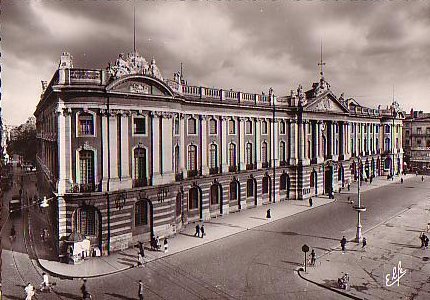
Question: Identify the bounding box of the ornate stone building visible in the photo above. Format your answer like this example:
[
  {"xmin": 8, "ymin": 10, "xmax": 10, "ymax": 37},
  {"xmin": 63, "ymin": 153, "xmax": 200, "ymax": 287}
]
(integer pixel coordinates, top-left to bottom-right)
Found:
[
  {"xmin": 403, "ymin": 109, "xmax": 430, "ymax": 172},
  {"xmin": 34, "ymin": 52, "xmax": 404, "ymax": 259}
]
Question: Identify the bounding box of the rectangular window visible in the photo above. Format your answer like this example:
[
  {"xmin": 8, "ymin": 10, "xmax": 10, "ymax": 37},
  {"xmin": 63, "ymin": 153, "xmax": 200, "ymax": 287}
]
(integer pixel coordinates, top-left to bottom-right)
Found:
[
  {"xmin": 174, "ymin": 118, "xmax": 180, "ymax": 135},
  {"xmin": 229, "ymin": 120, "xmax": 236, "ymax": 134},
  {"xmin": 427, "ymin": 128, "xmax": 430, "ymax": 135},
  {"xmin": 209, "ymin": 119, "xmax": 217, "ymax": 135},
  {"xmin": 133, "ymin": 117, "xmax": 146, "ymax": 135},
  {"xmin": 78, "ymin": 115, "xmax": 94, "ymax": 136},
  {"xmin": 245, "ymin": 121, "xmax": 253, "ymax": 135},
  {"xmin": 417, "ymin": 127, "xmax": 422, "ymax": 134}
]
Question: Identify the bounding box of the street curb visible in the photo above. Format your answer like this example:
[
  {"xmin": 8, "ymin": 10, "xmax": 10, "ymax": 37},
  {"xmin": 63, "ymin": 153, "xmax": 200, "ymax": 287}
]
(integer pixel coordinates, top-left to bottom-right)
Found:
[
  {"xmin": 37, "ymin": 198, "xmax": 337, "ymax": 279},
  {"xmin": 296, "ymin": 267, "xmax": 364, "ymax": 300}
]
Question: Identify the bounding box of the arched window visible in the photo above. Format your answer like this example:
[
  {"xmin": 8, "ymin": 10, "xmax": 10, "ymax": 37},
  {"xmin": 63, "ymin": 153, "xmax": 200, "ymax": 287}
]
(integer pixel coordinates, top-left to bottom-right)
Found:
[
  {"xmin": 280, "ymin": 141, "xmax": 286, "ymax": 163},
  {"xmin": 209, "ymin": 144, "xmax": 218, "ymax": 169},
  {"xmin": 209, "ymin": 118, "xmax": 218, "ymax": 135},
  {"xmin": 79, "ymin": 150, "xmax": 94, "ymax": 191},
  {"xmin": 262, "ymin": 175, "xmax": 270, "ymax": 194},
  {"xmin": 310, "ymin": 171, "xmax": 315, "ymax": 188},
  {"xmin": 135, "ymin": 200, "xmax": 149, "ymax": 226},
  {"xmin": 261, "ymin": 141, "xmax": 268, "ymax": 164},
  {"xmin": 188, "ymin": 187, "xmax": 199, "ymax": 209},
  {"xmin": 210, "ymin": 184, "xmax": 220, "ymax": 205},
  {"xmin": 385, "ymin": 138, "xmax": 391, "ymax": 152},
  {"xmin": 230, "ymin": 180, "xmax": 239, "ymax": 201},
  {"xmin": 385, "ymin": 125, "xmax": 390, "ymax": 133},
  {"xmin": 75, "ymin": 206, "xmax": 99, "ymax": 236},
  {"xmin": 188, "ymin": 117, "xmax": 197, "ymax": 135},
  {"xmin": 245, "ymin": 120, "xmax": 253, "ymax": 134},
  {"xmin": 174, "ymin": 145, "xmax": 180, "ymax": 174},
  {"xmin": 247, "ymin": 178, "xmax": 254, "ymax": 197},
  {"xmin": 246, "ymin": 142, "xmax": 253, "ymax": 165},
  {"xmin": 229, "ymin": 119, "xmax": 236, "ymax": 134},
  {"xmin": 280, "ymin": 173, "xmax": 288, "ymax": 190},
  {"xmin": 229, "ymin": 143, "xmax": 237, "ymax": 167},
  {"xmin": 262, "ymin": 120, "xmax": 268, "ymax": 135},
  {"xmin": 78, "ymin": 113, "xmax": 94, "ymax": 136},
  {"xmin": 134, "ymin": 147, "xmax": 147, "ymax": 187},
  {"xmin": 188, "ymin": 145, "xmax": 197, "ymax": 170},
  {"xmin": 174, "ymin": 117, "xmax": 180, "ymax": 135},
  {"xmin": 176, "ymin": 193, "xmax": 182, "ymax": 217},
  {"xmin": 279, "ymin": 121, "xmax": 286, "ymax": 135}
]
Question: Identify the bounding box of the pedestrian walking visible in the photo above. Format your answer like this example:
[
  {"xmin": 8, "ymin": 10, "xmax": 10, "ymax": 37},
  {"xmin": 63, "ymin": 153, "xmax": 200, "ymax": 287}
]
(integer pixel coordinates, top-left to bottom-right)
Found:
[
  {"xmin": 81, "ymin": 279, "xmax": 89, "ymax": 299},
  {"xmin": 25, "ymin": 283, "xmax": 35, "ymax": 300},
  {"xmin": 138, "ymin": 241, "xmax": 145, "ymax": 258},
  {"xmin": 164, "ymin": 238, "xmax": 169, "ymax": 253},
  {"xmin": 310, "ymin": 249, "xmax": 316, "ymax": 266},
  {"xmin": 422, "ymin": 175, "xmax": 424, "ymax": 182},
  {"xmin": 194, "ymin": 224, "xmax": 200, "ymax": 238},
  {"xmin": 138, "ymin": 280, "xmax": 144, "ymax": 300},
  {"xmin": 427, "ymin": 223, "xmax": 430, "ymax": 233},
  {"xmin": 266, "ymin": 209, "xmax": 271, "ymax": 219},
  {"xmin": 401, "ymin": 177, "xmax": 404, "ymax": 184},
  {"xmin": 370, "ymin": 176, "xmax": 373, "ymax": 184},
  {"xmin": 201, "ymin": 224, "xmax": 205, "ymax": 238},
  {"xmin": 309, "ymin": 197, "xmax": 313, "ymax": 207},
  {"xmin": 425, "ymin": 235, "xmax": 429, "ymax": 249},
  {"xmin": 347, "ymin": 182, "xmax": 350, "ymax": 191},
  {"xmin": 138, "ymin": 250, "xmax": 144, "ymax": 266},
  {"xmin": 341, "ymin": 236, "xmax": 347, "ymax": 253},
  {"xmin": 362, "ymin": 237, "xmax": 367, "ymax": 251}
]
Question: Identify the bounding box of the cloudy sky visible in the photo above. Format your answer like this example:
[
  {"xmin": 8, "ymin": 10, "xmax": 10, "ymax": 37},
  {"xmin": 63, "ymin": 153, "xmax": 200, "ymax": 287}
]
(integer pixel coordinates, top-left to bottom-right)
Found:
[{"xmin": 2, "ymin": 0, "xmax": 430, "ymax": 125}]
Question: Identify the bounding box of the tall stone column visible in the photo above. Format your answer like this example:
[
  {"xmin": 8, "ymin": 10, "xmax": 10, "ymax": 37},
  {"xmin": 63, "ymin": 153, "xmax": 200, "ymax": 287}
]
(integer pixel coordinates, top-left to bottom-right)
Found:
[
  {"xmin": 201, "ymin": 115, "xmax": 209, "ymax": 176},
  {"xmin": 317, "ymin": 121, "xmax": 324, "ymax": 163},
  {"xmin": 239, "ymin": 117, "xmax": 246, "ymax": 170},
  {"xmin": 256, "ymin": 118, "xmax": 262, "ymax": 169},
  {"xmin": 355, "ymin": 123, "xmax": 360, "ymax": 156},
  {"xmin": 108, "ymin": 112, "xmax": 119, "ymax": 190},
  {"xmin": 221, "ymin": 116, "xmax": 228, "ymax": 173},
  {"xmin": 101, "ymin": 110, "xmax": 109, "ymax": 191},
  {"xmin": 289, "ymin": 120, "xmax": 298, "ymax": 165},
  {"xmin": 179, "ymin": 114, "xmax": 187, "ymax": 178},
  {"xmin": 332, "ymin": 122, "xmax": 338, "ymax": 161},
  {"xmin": 151, "ymin": 112, "xmax": 162, "ymax": 185},
  {"xmin": 161, "ymin": 112, "xmax": 175, "ymax": 183},
  {"xmin": 57, "ymin": 105, "xmax": 71, "ymax": 194},
  {"xmin": 272, "ymin": 118, "xmax": 279, "ymax": 167},
  {"xmin": 119, "ymin": 111, "xmax": 132, "ymax": 189},
  {"xmin": 298, "ymin": 121, "xmax": 305, "ymax": 161},
  {"xmin": 339, "ymin": 121, "xmax": 344, "ymax": 160},
  {"xmin": 345, "ymin": 122, "xmax": 351, "ymax": 159}
]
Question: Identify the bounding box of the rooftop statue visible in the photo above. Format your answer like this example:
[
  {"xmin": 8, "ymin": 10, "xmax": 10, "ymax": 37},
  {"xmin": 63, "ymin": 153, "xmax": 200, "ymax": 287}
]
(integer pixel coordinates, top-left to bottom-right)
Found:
[
  {"xmin": 150, "ymin": 58, "xmax": 163, "ymax": 81},
  {"xmin": 315, "ymin": 76, "xmax": 331, "ymax": 96},
  {"xmin": 108, "ymin": 52, "xmax": 155, "ymax": 79},
  {"xmin": 297, "ymin": 84, "xmax": 307, "ymax": 106}
]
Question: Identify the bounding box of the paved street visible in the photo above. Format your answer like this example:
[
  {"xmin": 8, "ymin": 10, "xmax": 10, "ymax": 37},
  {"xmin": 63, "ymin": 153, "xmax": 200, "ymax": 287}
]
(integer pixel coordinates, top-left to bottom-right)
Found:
[{"xmin": 2, "ymin": 171, "xmax": 430, "ymax": 299}]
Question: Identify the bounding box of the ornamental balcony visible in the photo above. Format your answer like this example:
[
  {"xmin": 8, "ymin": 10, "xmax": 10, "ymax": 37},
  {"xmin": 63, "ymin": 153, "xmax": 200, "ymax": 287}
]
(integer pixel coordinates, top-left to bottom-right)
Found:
[
  {"xmin": 69, "ymin": 183, "xmax": 97, "ymax": 193},
  {"xmin": 187, "ymin": 169, "xmax": 199, "ymax": 178},
  {"xmin": 209, "ymin": 167, "xmax": 219, "ymax": 175},
  {"xmin": 133, "ymin": 178, "xmax": 148, "ymax": 188},
  {"xmin": 228, "ymin": 165, "xmax": 238, "ymax": 172}
]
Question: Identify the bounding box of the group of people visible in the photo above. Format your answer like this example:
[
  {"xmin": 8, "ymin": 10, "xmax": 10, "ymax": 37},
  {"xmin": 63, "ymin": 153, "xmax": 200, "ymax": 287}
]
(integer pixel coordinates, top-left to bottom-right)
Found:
[
  {"xmin": 340, "ymin": 236, "xmax": 367, "ymax": 253},
  {"xmin": 149, "ymin": 235, "xmax": 169, "ymax": 253},
  {"xmin": 24, "ymin": 273, "xmax": 52, "ymax": 299},
  {"xmin": 194, "ymin": 224, "xmax": 206, "ymax": 238}
]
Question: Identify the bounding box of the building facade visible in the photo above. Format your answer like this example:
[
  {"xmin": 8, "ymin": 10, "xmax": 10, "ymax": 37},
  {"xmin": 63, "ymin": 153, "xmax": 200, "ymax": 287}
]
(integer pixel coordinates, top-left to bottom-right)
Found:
[
  {"xmin": 403, "ymin": 110, "xmax": 430, "ymax": 172},
  {"xmin": 34, "ymin": 52, "xmax": 404, "ymax": 259}
]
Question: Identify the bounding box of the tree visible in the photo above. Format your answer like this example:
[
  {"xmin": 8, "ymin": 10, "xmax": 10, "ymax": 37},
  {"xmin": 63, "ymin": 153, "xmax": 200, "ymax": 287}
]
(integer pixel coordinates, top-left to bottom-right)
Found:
[{"xmin": 7, "ymin": 117, "xmax": 37, "ymax": 163}]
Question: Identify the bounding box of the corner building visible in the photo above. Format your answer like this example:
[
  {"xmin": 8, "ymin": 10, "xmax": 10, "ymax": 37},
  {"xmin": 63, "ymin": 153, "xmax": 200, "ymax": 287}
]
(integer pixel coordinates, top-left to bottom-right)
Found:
[{"xmin": 34, "ymin": 52, "xmax": 404, "ymax": 258}]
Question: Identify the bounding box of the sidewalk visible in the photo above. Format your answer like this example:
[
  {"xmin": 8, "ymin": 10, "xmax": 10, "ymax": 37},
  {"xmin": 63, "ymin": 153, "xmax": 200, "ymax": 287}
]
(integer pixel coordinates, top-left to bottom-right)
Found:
[
  {"xmin": 33, "ymin": 174, "xmax": 412, "ymax": 279},
  {"xmin": 300, "ymin": 175, "xmax": 430, "ymax": 300}
]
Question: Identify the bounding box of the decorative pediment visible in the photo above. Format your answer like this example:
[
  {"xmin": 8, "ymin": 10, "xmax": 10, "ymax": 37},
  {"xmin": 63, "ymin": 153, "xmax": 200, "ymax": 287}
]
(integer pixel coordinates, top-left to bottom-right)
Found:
[
  {"xmin": 305, "ymin": 94, "xmax": 349, "ymax": 113},
  {"xmin": 106, "ymin": 75, "xmax": 174, "ymax": 97}
]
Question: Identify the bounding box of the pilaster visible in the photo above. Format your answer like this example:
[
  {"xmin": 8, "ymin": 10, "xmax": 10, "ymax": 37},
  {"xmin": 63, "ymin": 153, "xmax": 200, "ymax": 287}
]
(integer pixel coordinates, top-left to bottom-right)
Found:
[
  {"xmin": 201, "ymin": 115, "xmax": 209, "ymax": 176},
  {"xmin": 289, "ymin": 120, "xmax": 298, "ymax": 165},
  {"xmin": 221, "ymin": 117, "xmax": 228, "ymax": 173},
  {"xmin": 239, "ymin": 117, "xmax": 246, "ymax": 170}
]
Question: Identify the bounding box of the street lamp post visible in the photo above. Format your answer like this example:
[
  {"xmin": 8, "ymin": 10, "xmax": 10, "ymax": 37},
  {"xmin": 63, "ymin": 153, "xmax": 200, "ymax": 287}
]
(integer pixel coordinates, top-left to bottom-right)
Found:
[{"xmin": 354, "ymin": 157, "xmax": 366, "ymax": 243}]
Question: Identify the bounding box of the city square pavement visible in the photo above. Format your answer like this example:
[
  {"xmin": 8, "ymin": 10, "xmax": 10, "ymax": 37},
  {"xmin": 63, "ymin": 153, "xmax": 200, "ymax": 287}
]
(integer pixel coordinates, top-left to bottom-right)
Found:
[
  {"xmin": 301, "ymin": 176, "xmax": 430, "ymax": 300},
  {"xmin": 33, "ymin": 173, "xmax": 413, "ymax": 279}
]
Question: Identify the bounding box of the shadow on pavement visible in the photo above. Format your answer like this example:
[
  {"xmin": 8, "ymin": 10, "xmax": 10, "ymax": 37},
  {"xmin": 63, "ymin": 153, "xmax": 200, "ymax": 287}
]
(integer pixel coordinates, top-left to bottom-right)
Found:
[
  {"xmin": 252, "ymin": 229, "xmax": 340, "ymax": 242},
  {"xmin": 322, "ymin": 279, "xmax": 340, "ymax": 289},
  {"xmin": 281, "ymin": 260, "xmax": 302, "ymax": 267},
  {"xmin": 390, "ymin": 242, "xmax": 421, "ymax": 249},
  {"xmin": 2, "ymin": 294, "xmax": 23, "ymax": 300},
  {"xmin": 55, "ymin": 291, "xmax": 82, "ymax": 299},
  {"xmin": 104, "ymin": 293, "xmax": 137, "ymax": 300}
]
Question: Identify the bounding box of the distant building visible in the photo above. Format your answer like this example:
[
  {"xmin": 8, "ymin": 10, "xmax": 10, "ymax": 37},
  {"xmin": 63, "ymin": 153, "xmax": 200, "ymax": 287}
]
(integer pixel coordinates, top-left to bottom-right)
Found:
[
  {"xmin": 34, "ymin": 51, "xmax": 404, "ymax": 259},
  {"xmin": 403, "ymin": 109, "xmax": 430, "ymax": 172}
]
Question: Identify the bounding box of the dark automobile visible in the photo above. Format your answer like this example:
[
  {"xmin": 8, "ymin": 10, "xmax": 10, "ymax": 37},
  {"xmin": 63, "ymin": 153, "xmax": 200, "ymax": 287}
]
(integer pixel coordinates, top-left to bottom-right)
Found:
[{"xmin": 9, "ymin": 195, "xmax": 22, "ymax": 214}]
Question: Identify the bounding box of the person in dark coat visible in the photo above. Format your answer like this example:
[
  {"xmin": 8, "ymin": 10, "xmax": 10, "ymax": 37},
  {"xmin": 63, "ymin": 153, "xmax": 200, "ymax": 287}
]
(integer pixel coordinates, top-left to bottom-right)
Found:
[
  {"xmin": 362, "ymin": 237, "xmax": 367, "ymax": 251},
  {"xmin": 266, "ymin": 209, "xmax": 271, "ymax": 219},
  {"xmin": 310, "ymin": 249, "xmax": 316, "ymax": 266},
  {"xmin": 309, "ymin": 197, "xmax": 313, "ymax": 207},
  {"xmin": 138, "ymin": 241, "xmax": 145, "ymax": 257},
  {"xmin": 200, "ymin": 224, "xmax": 205, "ymax": 238},
  {"xmin": 341, "ymin": 236, "xmax": 347, "ymax": 253},
  {"xmin": 420, "ymin": 233, "xmax": 425, "ymax": 248},
  {"xmin": 425, "ymin": 235, "xmax": 429, "ymax": 249},
  {"xmin": 194, "ymin": 224, "xmax": 200, "ymax": 238}
]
